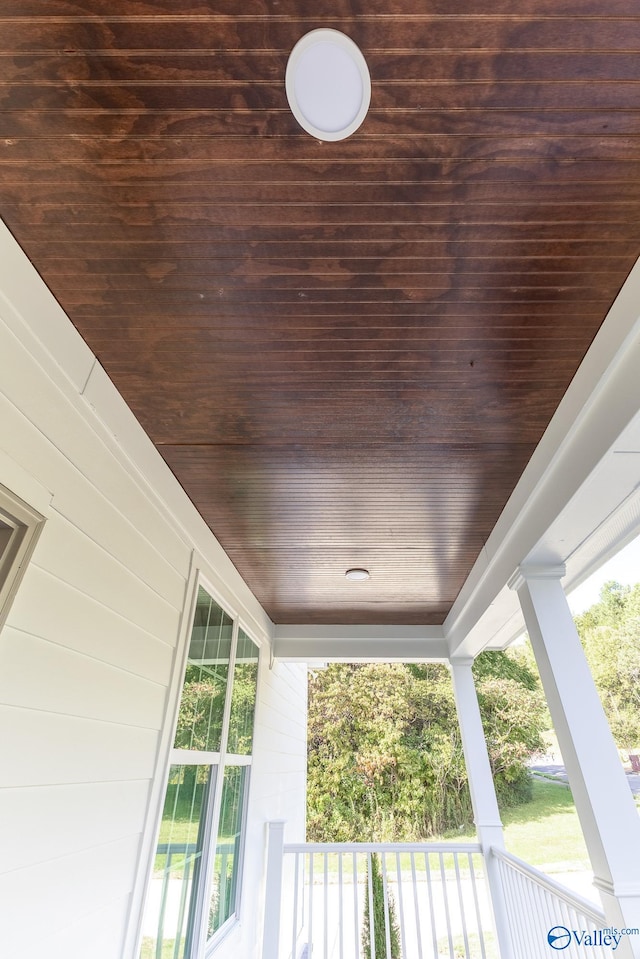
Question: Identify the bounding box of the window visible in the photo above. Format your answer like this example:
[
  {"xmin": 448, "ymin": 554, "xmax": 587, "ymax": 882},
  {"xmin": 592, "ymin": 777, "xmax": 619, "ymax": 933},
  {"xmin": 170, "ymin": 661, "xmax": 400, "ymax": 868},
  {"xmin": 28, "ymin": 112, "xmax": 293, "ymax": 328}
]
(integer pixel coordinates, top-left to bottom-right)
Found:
[
  {"xmin": 0, "ymin": 482, "xmax": 45, "ymax": 631},
  {"xmin": 141, "ymin": 587, "xmax": 260, "ymax": 959}
]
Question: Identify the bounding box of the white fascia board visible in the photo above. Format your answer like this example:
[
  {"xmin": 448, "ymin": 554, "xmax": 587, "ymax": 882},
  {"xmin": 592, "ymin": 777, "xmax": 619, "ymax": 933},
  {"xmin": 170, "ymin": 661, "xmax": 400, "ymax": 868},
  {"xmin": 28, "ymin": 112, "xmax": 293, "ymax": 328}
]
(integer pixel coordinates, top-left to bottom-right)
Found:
[
  {"xmin": 560, "ymin": 483, "xmax": 640, "ymax": 598},
  {"xmin": 274, "ymin": 624, "xmax": 448, "ymax": 662},
  {"xmin": 446, "ymin": 256, "xmax": 640, "ymax": 657},
  {"xmin": 0, "ymin": 219, "xmax": 95, "ymax": 393}
]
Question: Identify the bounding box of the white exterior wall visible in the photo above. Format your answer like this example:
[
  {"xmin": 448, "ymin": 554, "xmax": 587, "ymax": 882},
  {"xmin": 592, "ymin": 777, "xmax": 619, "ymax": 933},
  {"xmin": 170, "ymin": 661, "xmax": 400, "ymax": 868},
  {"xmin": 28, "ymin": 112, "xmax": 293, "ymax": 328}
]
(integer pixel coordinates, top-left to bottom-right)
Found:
[
  {"xmin": 0, "ymin": 221, "xmax": 307, "ymax": 959},
  {"xmin": 231, "ymin": 661, "xmax": 308, "ymax": 959}
]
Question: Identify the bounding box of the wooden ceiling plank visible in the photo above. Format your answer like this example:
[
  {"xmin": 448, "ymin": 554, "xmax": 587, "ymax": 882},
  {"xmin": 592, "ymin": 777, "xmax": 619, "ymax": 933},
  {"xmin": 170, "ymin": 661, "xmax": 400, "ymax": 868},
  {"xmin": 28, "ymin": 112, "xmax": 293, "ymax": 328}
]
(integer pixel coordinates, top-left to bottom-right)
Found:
[
  {"xmin": 3, "ymin": 18, "xmax": 640, "ymax": 55},
  {"xmin": 0, "ymin": 0, "xmax": 638, "ymax": 19},
  {"xmin": 1, "ymin": 2, "xmax": 638, "ymax": 623},
  {"xmin": 5, "ymin": 51, "xmax": 640, "ymax": 84}
]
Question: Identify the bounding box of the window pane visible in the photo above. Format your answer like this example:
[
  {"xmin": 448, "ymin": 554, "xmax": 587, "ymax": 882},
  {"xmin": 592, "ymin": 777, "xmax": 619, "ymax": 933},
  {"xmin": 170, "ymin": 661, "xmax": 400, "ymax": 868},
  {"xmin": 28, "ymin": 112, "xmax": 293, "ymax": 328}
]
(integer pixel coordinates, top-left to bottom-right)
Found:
[
  {"xmin": 174, "ymin": 587, "xmax": 233, "ymax": 753},
  {"xmin": 226, "ymin": 629, "xmax": 259, "ymax": 755},
  {"xmin": 207, "ymin": 766, "xmax": 247, "ymax": 937},
  {"xmin": 141, "ymin": 764, "xmax": 214, "ymax": 959}
]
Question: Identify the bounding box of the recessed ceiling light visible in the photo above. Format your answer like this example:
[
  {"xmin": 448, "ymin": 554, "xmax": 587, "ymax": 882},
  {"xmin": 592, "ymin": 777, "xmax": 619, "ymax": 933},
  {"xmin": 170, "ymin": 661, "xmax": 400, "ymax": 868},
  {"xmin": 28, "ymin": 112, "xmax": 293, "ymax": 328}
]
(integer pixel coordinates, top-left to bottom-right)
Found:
[
  {"xmin": 345, "ymin": 568, "xmax": 370, "ymax": 581},
  {"xmin": 285, "ymin": 29, "xmax": 371, "ymax": 141}
]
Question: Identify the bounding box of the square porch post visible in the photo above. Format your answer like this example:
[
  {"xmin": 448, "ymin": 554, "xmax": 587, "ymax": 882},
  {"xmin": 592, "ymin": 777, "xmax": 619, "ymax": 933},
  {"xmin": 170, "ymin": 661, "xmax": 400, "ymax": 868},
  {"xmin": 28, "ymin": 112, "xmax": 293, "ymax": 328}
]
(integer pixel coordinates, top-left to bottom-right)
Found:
[
  {"xmin": 450, "ymin": 658, "xmax": 514, "ymax": 959},
  {"xmin": 510, "ymin": 564, "xmax": 640, "ymax": 959},
  {"xmin": 262, "ymin": 820, "xmax": 286, "ymax": 959}
]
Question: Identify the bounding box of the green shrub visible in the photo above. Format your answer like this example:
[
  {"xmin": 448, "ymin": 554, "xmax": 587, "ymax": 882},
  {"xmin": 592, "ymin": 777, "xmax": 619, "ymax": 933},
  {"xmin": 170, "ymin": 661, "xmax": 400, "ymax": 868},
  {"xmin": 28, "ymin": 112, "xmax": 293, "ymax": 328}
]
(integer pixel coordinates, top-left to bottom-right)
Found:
[{"xmin": 361, "ymin": 853, "xmax": 401, "ymax": 959}]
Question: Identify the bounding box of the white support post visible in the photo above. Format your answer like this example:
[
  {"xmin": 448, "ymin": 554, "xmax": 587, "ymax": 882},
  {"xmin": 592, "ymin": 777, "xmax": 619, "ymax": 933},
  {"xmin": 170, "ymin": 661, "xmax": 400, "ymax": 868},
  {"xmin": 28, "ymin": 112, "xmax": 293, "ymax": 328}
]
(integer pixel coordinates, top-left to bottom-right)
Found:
[
  {"xmin": 510, "ymin": 565, "xmax": 640, "ymax": 959},
  {"xmin": 450, "ymin": 659, "xmax": 514, "ymax": 959},
  {"xmin": 262, "ymin": 820, "xmax": 286, "ymax": 959}
]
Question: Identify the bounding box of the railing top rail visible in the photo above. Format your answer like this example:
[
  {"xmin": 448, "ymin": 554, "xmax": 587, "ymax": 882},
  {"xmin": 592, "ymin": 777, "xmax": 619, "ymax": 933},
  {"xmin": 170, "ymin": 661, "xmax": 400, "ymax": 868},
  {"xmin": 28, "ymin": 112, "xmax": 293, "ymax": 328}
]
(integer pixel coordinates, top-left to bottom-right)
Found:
[
  {"xmin": 283, "ymin": 841, "xmax": 483, "ymax": 855},
  {"xmin": 491, "ymin": 846, "xmax": 606, "ymax": 924}
]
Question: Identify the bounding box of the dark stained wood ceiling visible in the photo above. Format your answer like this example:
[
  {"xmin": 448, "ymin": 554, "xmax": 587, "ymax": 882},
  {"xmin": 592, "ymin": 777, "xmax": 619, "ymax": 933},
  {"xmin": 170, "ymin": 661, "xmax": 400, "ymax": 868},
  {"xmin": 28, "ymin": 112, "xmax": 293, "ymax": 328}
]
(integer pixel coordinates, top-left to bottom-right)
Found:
[{"xmin": 1, "ymin": 1, "xmax": 639, "ymax": 624}]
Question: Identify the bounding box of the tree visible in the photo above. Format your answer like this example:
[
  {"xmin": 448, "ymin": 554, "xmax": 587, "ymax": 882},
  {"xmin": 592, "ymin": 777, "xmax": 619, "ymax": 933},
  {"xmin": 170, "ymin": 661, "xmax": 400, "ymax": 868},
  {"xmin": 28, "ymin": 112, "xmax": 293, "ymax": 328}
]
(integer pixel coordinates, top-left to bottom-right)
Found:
[
  {"xmin": 361, "ymin": 853, "xmax": 401, "ymax": 959},
  {"xmin": 575, "ymin": 581, "xmax": 640, "ymax": 752},
  {"xmin": 307, "ymin": 654, "xmax": 545, "ymax": 842}
]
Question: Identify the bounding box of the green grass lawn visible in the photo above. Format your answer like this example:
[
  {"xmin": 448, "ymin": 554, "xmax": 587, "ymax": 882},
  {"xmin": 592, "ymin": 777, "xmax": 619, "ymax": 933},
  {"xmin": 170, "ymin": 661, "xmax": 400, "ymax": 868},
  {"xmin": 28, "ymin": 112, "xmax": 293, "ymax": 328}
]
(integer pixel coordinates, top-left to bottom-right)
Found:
[
  {"xmin": 501, "ymin": 778, "xmax": 591, "ymax": 870},
  {"xmin": 444, "ymin": 779, "xmax": 590, "ymax": 872},
  {"xmin": 442, "ymin": 778, "xmax": 590, "ymax": 873}
]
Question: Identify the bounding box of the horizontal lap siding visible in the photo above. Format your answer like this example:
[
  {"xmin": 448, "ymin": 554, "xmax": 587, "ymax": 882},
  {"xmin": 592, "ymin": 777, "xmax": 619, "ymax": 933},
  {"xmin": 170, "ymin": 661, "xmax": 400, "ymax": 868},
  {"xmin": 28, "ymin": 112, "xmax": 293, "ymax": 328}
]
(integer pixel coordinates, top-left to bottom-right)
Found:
[
  {"xmin": 0, "ymin": 780, "xmax": 150, "ymax": 874},
  {"xmin": 8, "ymin": 565, "xmax": 175, "ymax": 684},
  {"xmin": 0, "ymin": 629, "xmax": 167, "ymax": 728},
  {"xmin": 0, "ymin": 835, "xmax": 141, "ymax": 956},
  {"xmin": 46, "ymin": 897, "xmax": 134, "ymax": 959},
  {"xmin": 0, "ymin": 288, "xmax": 190, "ymax": 955}
]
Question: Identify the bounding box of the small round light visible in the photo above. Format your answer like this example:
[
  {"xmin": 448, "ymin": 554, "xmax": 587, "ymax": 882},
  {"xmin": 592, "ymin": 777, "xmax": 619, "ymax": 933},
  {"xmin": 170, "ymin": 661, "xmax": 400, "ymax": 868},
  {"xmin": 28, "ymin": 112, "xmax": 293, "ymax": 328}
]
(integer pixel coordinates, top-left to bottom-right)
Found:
[
  {"xmin": 286, "ymin": 29, "xmax": 371, "ymax": 142},
  {"xmin": 345, "ymin": 568, "xmax": 370, "ymax": 581}
]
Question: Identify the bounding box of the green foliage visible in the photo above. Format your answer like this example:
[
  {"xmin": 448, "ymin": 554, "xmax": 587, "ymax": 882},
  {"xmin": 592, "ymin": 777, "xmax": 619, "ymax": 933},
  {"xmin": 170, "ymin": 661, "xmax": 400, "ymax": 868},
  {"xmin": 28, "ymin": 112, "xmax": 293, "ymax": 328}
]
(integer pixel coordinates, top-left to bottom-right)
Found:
[
  {"xmin": 173, "ymin": 663, "xmax": 227, "ymax": 753},
  {"xmin": 575, "ymin": 581, "xmax": 640, "ymax": 751},
  {"xmin": 227, "ymin": 662, "xmax": 259, "ymax": 755},
  {"xmin": 361, "ymin": 853, "xmax": 401, "ymax": 959},
  {"xmin": 307, "ymin": 655, "xmax": 545, "ymax": 842},
  {"xmin": 473, "ymin": 653, "xmax": 546, "ymax": 808}
]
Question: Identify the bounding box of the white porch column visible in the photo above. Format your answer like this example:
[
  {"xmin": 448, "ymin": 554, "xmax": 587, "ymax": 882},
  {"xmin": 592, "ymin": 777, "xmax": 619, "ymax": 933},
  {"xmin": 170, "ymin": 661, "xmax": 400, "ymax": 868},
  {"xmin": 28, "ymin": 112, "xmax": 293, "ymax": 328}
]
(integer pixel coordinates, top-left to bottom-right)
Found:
[
  {"xmin": 262, "ymin": 820, "xmax": 285, "ymax": 959},
  {"xmin": 450, "ymin": 658, "xmax": 513, "ymax": 959},
  {"xmin": 510, "ymin": 565, "xmax": 640, "ymax": 957}
]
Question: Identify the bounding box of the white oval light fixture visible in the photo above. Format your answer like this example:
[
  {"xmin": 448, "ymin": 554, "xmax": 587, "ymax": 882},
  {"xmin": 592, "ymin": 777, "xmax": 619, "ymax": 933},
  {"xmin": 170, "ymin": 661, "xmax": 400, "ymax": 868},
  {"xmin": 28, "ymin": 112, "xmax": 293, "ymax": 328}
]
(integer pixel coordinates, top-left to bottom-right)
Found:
[
  {"xmin": 286, "ymin": 29, "xmax": 371, "ymax": 141},
  {"xmin": 345, "ymin": 568, "xmax": 370, "ymax": 581}
]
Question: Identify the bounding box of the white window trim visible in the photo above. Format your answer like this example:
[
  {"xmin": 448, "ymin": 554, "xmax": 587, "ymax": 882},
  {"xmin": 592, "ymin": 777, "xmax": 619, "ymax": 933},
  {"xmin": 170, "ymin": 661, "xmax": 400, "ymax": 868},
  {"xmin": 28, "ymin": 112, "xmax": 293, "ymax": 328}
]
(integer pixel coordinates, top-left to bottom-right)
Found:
[
  {"xmin": 0, "ymin": 481, "xmax": 45, "ymax": 631},
  {"xmin": 137, "ymin": 573, "xmax": 262, "ymax": 959}
]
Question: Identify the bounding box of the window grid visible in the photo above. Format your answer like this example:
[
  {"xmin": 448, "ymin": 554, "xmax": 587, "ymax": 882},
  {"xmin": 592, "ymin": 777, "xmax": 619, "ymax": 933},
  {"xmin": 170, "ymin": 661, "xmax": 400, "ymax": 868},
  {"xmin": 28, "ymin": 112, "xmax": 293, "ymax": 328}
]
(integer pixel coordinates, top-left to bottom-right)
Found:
[{"xmin": 140, "ymin": 582, "xmax": 260, "ymax": 959}]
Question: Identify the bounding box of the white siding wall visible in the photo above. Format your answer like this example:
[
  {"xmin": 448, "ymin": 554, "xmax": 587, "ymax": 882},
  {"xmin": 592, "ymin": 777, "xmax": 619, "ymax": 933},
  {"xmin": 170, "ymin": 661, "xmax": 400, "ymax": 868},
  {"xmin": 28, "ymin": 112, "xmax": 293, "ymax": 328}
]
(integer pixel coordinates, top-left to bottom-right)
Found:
[
  {"xmin": 213, "ymin": 660, "xmax": 308, "ymax": 959},
  {"xmin": 0, "ymin": 221, "xmax": 307, "ymax": 959}
]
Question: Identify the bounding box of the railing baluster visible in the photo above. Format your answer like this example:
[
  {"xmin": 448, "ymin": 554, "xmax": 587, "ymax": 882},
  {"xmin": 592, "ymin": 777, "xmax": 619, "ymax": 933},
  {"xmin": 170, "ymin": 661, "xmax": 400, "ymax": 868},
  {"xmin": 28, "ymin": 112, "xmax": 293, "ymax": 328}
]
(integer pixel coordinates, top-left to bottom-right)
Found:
[
  {"xmin": 439, "ymin": 851, "xmax": 455, "ymax": 959},
  {"xmin": 501, "ymin": 857, "xmax": 523, "ymax": 959},
  {"xmin": 467, "ymin": 852, "xmax": 486, "ymax": 959},
  {"xmin": 453, "ymin": 851, "xmax": 470, "ymax": 959},
  {"xmin": 308, "ymin": 852, "xmax": 314, "ymax": 958},
  {"xmin": 395, "ymin": 851, "xmax": 408, "ymax": 959},
  {"xmin": 218, "ymin": 847, "xmax": 228, "ymax": 930},
  {"xmin": 543, "ymin": 883, "xmax": 559, "ymax": 951},
  {"xmin": 381, "ymin": 851, "xmax": 392, "ymax": 959},
  {"xmin": 410, "ymin": 851, "xmax": 423, "ymax": 959},
  {"xmin": 338, "ymin": 851, "xmax": 344, "ymax": 959},
  {"xmin": 424, "ymin": 851, "xmax": 439, "ymax": 959},
  {"xmin": 323, "ymin": 852, "xmax": 329, "ymax": 959},
  {"xmin": 528, "ymin": 871, "xmax": 541, "ymax": 957},
  {"xmin": 174, "ymin": 847, "xmax": 192, "ymax": 959},
  {"xmin": 353, "ymin": 852, "xmax": 359, "ymax": 959},
  {"xmin": 156, "ymin": 846, "xmax": 171, "ymax": 959},
  {"xmin": 490, "ymin": 848, "xmax": 611, "ymax": 959},
  {"xmin": 291, "ymin": 851, "xmax": 300, "ymax": 959},
  {"xmin": 367, "ymin": 852, "xmax": 376, "ymax": 959}
]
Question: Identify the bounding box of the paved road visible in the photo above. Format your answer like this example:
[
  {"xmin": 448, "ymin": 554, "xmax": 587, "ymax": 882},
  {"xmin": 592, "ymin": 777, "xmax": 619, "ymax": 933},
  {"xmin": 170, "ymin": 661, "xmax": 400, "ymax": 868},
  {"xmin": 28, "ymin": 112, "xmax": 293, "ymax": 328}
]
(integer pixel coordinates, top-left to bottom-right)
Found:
[{"xmin": 530, "ymin": 761, "xmax": 640, "ymax": 796}]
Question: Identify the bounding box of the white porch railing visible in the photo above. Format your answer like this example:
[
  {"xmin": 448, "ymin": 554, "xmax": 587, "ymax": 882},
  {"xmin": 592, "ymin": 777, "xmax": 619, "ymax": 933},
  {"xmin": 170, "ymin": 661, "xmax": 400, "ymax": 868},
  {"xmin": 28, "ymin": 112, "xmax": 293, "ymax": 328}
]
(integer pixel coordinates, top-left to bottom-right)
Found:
[
  {"xmin": 267, "ymin": 839, "xmax": 496, "ymax": 959},
  {"xmin": 491, "ymin": 847, "xmax": 612, "ymax": 959},
  {"xmin": 262, "ymin": 826, "xmax": 621, "ymax": 959}
]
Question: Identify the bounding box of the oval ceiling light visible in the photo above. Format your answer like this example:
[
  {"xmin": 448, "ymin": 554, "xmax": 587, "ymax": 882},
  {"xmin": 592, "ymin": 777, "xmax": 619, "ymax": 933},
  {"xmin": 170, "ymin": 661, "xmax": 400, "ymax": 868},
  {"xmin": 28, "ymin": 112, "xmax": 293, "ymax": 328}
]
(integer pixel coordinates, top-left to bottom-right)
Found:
[
  {"xmin": 286, "ymin": 29, "xmax": 371, "ymax": 141},
  {"xmin": 345, "ymin": 568, "xmax": 370, "ymax": 581}
]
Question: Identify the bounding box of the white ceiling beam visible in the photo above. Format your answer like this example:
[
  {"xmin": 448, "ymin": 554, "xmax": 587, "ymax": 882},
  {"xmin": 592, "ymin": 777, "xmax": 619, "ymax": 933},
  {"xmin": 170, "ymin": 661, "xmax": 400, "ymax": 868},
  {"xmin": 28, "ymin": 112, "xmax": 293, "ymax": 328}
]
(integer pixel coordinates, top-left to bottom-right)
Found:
[{"xmin": 273, "ymin": 624, "xmax": 447, "ymax": 662}]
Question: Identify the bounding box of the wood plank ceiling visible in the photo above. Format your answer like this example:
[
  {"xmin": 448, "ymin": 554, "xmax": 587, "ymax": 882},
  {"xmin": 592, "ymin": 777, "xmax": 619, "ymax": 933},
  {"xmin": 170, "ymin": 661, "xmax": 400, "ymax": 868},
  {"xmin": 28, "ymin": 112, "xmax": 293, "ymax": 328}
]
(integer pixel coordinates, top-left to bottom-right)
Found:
[{"xmin": 1, "ymin": 1, "xmax": 639, "ymax": 624}]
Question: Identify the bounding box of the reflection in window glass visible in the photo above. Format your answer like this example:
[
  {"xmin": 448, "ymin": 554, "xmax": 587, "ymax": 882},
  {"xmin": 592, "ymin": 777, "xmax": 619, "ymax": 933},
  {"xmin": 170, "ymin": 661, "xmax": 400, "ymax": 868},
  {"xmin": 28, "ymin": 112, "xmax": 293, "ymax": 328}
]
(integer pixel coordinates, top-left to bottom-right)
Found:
[
  {"xmin": 141, "ymin": 586, "xmax": 259, "ymax": 959},
  {"xmin": 173, "ymin": 587, "xmax": 233, "ymax": 753},
  {"xmin": 208, "ymin": 766, "xmax": 247, "ymax": 937},
  {"xmin": 141, "ymin": 764, "xmax": 213, "ymax": 959},
  {"xmin": 227, "ymin": 629, "xmax": 260, "ymax": 755}
]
